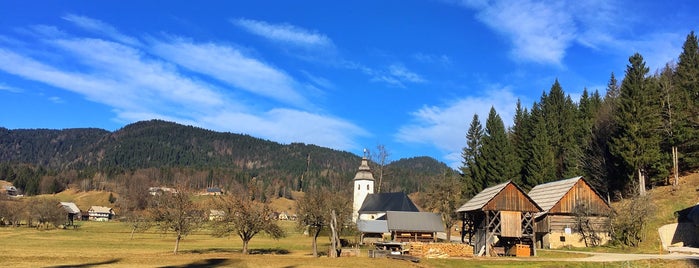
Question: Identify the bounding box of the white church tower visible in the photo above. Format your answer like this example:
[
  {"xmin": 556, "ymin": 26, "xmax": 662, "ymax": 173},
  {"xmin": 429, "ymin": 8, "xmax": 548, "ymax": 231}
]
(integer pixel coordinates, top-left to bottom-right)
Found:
[{"xmin": 352, "ymin": 153, "xmax": 375, "ymax": 223}]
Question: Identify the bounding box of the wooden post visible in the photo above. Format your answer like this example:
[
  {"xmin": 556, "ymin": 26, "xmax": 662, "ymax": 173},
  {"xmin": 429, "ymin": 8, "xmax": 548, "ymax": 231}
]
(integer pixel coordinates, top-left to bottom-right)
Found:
[{"xmin": 485, "ymin": 211, "xmax": 490, "ymax": 257}]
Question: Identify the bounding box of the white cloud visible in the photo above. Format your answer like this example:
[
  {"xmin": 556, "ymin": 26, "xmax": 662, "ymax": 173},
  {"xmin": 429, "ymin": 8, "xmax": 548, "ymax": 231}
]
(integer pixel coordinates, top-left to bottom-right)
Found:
[
  {"xmin": 233, "ymin": 18, "xmax": 333, "ymax": 49},
  {"xmin": 460, "ymin": 0, "xmax": 575, "ymax": 65},
  {"xmin": 200, "ymin": 109, "xmax": 368, "ymax": 151},
  {"xmin": 48, "ymin": 96, "xmax": 64, "ymax": 103},
  {"xmin": 396, "ymin": 86, "xmax": 518, "ymax": 168},
  {"xmin": 62, "ymin": 14, "xmax": 141, "ymax": 46},
  {"xmin": 389, "ymin": 64, "xmax": 426, "ymax": 83},
  {"xmin": 150, "ymin": 38, "xmax": 310, "ymax": 108}
]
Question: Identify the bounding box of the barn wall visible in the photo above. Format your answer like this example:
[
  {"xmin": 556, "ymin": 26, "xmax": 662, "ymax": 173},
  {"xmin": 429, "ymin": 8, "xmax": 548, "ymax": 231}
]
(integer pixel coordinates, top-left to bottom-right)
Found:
[
  {"xmin": 483, "ymin": 184, "xmax": 539, "ymax": 212},
  {"xmin": 547, "ymin": 215, "xmax": 610, "ymax": 232},
  {"xmin": 549, "ymin": 180, "xmax": 610, "ymax": 215}
]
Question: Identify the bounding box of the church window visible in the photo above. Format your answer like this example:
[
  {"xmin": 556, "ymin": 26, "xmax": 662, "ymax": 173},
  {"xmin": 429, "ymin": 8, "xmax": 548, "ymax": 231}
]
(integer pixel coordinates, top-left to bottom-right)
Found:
[
  {"xmin": 358, "ymin": 184, "xmax": 361, "ymax": 190},
  {"xmin": 367, "ymin": 184, "xmax": 369, "ymax": 190}
]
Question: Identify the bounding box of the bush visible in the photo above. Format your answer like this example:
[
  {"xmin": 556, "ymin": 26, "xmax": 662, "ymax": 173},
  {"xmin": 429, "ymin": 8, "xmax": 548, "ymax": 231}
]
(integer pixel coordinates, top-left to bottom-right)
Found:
[{"xmin": 610, "ymin": 195, "xmax": 655, "ymax": 247}]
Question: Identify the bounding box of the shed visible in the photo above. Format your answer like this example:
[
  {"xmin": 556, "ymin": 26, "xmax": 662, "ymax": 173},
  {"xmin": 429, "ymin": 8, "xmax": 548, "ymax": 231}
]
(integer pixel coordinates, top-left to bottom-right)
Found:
[
  {"xmin": 357, "ymin": 219, "xmax": 389, "ymax": 244},
  {"xmin": 60, "ymin": 202, "xmax": 81, "ymax": 225},
  {"xmin": 527, "ymin": 176, "xmax": 612, "ymax": 248},
  {"xmin": 386, "ymin": 211, "xmax": 444, "ymax": 242},
  {"xmin": 456, "ymin": 181, "xmax": 541, "ymax": 256}
]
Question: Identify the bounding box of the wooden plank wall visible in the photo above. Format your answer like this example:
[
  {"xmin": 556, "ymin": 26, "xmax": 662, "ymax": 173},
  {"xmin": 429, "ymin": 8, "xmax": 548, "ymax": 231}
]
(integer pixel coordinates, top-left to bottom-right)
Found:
[
  {"xmin": 483, "ymin": 183, "xmax": 540, "ymax": 212},
  {"xmin": 500, "ymin": 211, "xmax": 522, "ymax": 237},
  {"xmin": 549, "ymin": 180, "xmax": 610, "ymax": 215},
  {"xmin": 547, "ymin": 215, "xmax": 610, "ymax": 232}
]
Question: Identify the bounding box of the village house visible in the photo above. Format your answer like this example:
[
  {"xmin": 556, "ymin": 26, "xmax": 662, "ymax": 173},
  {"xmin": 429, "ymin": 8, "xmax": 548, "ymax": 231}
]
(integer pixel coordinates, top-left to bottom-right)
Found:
[
  {"xmin": 527, "ymin": 176, "xmax": 612, "ymax": 249},
  {"xmin": 88, "ymin": 206, "xmax": 115, "ymax": 221},
  {"xmin": 204, "ymin": 187, "xmax": 223, "ymax": 196},
  {"xmin": 2, "ymin": 185, "xmax": 18, "ymax": 197},
  {"xmin": 457, "ymin": 181, "xmax": 542, "ymax": 257},
  {"xmin": 208, "ymin": 209, "xmax": 225, "ymax": 221}
]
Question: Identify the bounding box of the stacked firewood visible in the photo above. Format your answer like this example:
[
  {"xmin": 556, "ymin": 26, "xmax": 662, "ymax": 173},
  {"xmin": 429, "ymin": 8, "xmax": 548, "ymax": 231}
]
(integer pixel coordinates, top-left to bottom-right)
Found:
[{"xmin": 408, "ymin": 242, "xmax": 474, "ymax": 258}]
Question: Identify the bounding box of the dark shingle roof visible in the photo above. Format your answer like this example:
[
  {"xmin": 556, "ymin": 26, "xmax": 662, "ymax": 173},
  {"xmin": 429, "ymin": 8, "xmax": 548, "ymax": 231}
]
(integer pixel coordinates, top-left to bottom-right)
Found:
[{"xmin": 358, "ymin": 192, "xmax": 419, "ymax": 213}]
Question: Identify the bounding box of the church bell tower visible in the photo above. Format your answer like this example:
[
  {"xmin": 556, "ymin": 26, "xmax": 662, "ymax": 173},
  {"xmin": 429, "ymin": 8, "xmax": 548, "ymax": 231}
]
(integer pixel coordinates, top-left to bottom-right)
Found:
[{"xmin": 352, "ymin": 150, "xmax": 375, "ymax": 223}]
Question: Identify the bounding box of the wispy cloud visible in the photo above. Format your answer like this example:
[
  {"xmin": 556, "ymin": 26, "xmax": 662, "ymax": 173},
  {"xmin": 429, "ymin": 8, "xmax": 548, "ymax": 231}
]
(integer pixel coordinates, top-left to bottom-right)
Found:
[
  {"xmin": 233, "ymin": 18, "xmax": 333, "ymax": 49},
  {"xmin": 0, "ymin": 82, "xmax": 23, "ymax": 93},
  {"xmin": 150, "ymin": 38, "xmax": 311, "ymax": 108},
  {"xmin": 48, "ymin": 96, "xmax": 64, "ymax": 103},
  {"xmin": 62, "ymin": 14, "xmax": 141, "ymax": 46},
  {"xmin": 396, "ymin": 86, "xmax": 518, "ymax": 168},
  {"xmin": 459, "ymin": 0, "xmax": 575, "ymax": 65},
  {"xmin": 0, "ymin": 15, "xmax": 368, "ymax": 151}
]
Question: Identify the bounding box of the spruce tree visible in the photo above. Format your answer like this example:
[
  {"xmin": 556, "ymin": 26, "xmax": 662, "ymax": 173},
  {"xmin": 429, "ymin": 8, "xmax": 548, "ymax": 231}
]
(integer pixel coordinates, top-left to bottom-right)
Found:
[
  {"xmin": 675, "ymin": 31, "xmax": 699, "ymax": 170},
  {"xmin": 480, "ymin": 107, "xmax": 517, "ymax": 187},
  {"xmin": 523, "ymin": 103, "xmax": 556, "ymax": 189},
  {"xmin": 461, "ymin": 114, "xmax": 484, "ymax": 198},
  {"xmin": 542, "ymin": 80, "xmax": 583, "ymax": 179},
  {"xmin": 611, "ymin": 53, "xmax": 663, "ymax": 196},
  {"xmin": 509, "ymin": 99, "xmax": 529, "ymax": 186}
]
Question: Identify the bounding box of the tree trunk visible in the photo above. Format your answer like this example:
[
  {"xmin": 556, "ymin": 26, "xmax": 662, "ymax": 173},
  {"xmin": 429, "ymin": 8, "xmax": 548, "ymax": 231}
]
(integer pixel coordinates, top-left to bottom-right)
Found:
[
  {"xmin": 637, "ymin": 169, "xmax": 646, "ymax": 196},
  {"xmin": 330, "ymin": 210, "xmax": 339, "ymax": 258},
  {"xmin": 446, "ymin": 223, "xmax": 452, "ymax": 242},
  {"xmin": 130, "ymin": 227, "xmax": 136, "ymax": 240},
  {"xmin": 242, "ymin": 239, "xmax": 249, "ymax": 254},
  {"xmin": 312, "ymin": 226, "xmax": 321, "ymax": 257},
  {"xmin": 672, "ymin": 146, "xmax": 679, "ymax": 188},
  {"xmin": 174, "ymin": 233, "xmax": 181, "ymax": 254}
]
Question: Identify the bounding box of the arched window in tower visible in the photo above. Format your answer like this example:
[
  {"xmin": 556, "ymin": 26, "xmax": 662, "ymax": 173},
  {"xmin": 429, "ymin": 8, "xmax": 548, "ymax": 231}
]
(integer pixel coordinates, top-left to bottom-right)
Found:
[
  {"xmin": 358, "ymin": 184, "xmax": 361, "ymax": 190},
  {"xmin": 367, "ymin": 184, "xmax": 369, "ymax": 190}
]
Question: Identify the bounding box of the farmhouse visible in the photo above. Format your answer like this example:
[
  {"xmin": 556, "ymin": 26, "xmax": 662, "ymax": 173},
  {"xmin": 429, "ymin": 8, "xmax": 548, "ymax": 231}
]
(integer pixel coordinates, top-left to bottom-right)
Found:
[
  {"xmin": 88, "ymin": 206, "xmax": 115, "ymax": 221},
  {"xmin": 457, "ymin": 181, "xmax": 542, "ymax": 256},
  {"xmin": 527, "ymin": 176, "xmax": 612, "ymax": 249},
  {"xmin": 357, "ymin": 211, "xmax": 444, "ymax": 244}
]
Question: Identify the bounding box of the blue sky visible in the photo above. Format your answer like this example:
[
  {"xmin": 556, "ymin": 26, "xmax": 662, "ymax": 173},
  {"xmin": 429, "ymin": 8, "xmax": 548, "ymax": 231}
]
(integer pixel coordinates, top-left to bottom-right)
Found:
[{"xmin": 0, "ymin": 1, "xmax": 697, "ymax": 168}]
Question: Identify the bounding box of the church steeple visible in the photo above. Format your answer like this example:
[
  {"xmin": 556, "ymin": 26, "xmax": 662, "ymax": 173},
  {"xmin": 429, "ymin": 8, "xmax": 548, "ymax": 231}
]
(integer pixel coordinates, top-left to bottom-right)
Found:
[{"xmin": 353, "ymin": 154, "xmax": 375, "ymax": 223}]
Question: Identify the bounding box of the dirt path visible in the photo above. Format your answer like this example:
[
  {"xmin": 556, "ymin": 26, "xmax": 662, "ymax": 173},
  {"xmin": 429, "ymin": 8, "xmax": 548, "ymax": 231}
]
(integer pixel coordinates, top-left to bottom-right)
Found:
[{"xmin": 537, "ymin": 249, "xmax": 699, "ymax": 262}]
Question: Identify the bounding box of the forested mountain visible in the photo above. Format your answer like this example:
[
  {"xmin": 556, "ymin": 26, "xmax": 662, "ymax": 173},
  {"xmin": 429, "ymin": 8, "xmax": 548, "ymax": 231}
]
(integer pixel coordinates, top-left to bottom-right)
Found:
[{"xmin": 0, "ymin": 120, "xmax": 449, "ymax": 198}]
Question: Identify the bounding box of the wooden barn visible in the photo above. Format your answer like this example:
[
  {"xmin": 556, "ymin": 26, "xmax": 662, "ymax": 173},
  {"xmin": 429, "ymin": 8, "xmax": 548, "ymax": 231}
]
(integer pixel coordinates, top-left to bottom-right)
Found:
[
  {"xmin": 527, "ymin": 176, "xmax": 612, "ymax": 249},
  {"xmin": 457, "ymin": 181, "xmax": 542, "ymax": 256}
]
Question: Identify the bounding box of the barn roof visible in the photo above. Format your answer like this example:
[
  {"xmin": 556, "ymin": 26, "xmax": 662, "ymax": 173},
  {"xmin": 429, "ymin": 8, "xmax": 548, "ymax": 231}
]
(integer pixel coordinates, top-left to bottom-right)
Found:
[
  {"xmin": 527, "ymin": 177, "xmax": 583, "ymax": 212},
  {"xmin": 358, "ymin": 192, "xmax": 419, "ymax": 213},
  {"xmin": 386, "ymin": 211, "xmax": 444, "ymax": 233},
  {"xmin": 456, "ymin": 181, "xmax": 510, "ymax": 212},
  {"xmin": 357, "ymin": 219, "xmax": 389, "ymax": 233},
  {"xmin": 60, "ymin": 202, "xmax": 80, "ymax": 214}
]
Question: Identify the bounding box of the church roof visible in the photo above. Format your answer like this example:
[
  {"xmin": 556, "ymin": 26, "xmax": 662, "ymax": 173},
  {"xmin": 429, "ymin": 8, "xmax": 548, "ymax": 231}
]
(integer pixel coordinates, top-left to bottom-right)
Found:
[
  {"xmin": 353, "ymin": 157, "xmax": 375, "ymax": 181},
  {"xmin": 358, "ymin": 192, "xmax": 419, "ymax": 213}
]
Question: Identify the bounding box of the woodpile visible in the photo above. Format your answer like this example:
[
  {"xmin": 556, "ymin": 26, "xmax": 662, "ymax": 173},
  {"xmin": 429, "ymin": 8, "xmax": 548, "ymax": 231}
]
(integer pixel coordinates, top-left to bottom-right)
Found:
[{"xmin": 409, "ymin": 242, "xmax": 474, "ymax": 258}]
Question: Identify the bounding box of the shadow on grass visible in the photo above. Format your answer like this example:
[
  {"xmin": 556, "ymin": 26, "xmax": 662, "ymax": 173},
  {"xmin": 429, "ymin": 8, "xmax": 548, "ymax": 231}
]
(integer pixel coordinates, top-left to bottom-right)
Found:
[
  {"xmin": 159, "ymin": 258, "xmax": 236, "ymax": 268},
  {"xmin": 183, "ymin": 248, "xmax": 289, "ymax": 255},
  {"xmin": 45, "ymin": 258, "xmax": 121, "ymax": 268}
]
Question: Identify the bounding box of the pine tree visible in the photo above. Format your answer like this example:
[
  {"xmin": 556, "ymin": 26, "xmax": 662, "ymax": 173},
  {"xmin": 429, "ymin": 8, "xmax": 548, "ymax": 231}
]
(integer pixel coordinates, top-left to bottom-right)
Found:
[
  {"xmin": 611, "ymin": 53, "xmax": 663, "ymax": 196},
  {"xmin": 675, "ymin": 31, "xmax": 699, "ymax": 170},
  {"xmin": 480, "ymin": 107, "xmax": 517, "ymax": 187},
  {"xmin": 461, "ymin": 114, "xmax": 484, "ymax": 198}
]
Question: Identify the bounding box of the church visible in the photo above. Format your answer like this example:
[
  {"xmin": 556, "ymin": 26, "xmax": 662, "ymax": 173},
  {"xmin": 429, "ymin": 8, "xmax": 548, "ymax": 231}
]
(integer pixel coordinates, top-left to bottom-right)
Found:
[{"xmin": 352, "ymin": 155, "xmax": 443, "ymax": 243}]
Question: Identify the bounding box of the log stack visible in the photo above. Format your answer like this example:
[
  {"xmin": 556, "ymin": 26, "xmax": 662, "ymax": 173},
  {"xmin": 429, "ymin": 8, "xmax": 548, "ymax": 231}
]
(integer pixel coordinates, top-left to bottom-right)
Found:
[{"xmin": 408, "ymin": 242, "xmax": 474, "ymax": 258}]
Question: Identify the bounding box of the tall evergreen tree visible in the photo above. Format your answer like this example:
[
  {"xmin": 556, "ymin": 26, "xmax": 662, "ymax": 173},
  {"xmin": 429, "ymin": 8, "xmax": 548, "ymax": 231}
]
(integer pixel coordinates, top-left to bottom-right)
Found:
[
  {"xmin": 461, "ymin": 114, "xmax": 484, "ymax": 198},
  {"xmin": 509, "ymin": 99, "xmax": 529, "ymax": 186},
  {"xmin": 522, "ymin": 103, "xmax": 556, "ymax": 189},
  {"xmin": 480, "ymin": 107, "xmax": 517, "ymax": 187},
  {"xmin": 542, "ymin": 80, "xmax": 582, "ymax": 179},
  {"xmin": 611, "ymin": 53, "xmax": 663, "ymax": 196},
  {"xmin": 675, "ymin": 31, "xmax": 699, "ymax": 170}
]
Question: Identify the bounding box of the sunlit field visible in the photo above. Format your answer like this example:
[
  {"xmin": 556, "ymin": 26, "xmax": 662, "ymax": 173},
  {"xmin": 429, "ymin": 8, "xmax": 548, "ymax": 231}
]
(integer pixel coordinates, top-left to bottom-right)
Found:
[{"xmin": 0, "ymin": 220, "xmax": 696, "ymax": 267}]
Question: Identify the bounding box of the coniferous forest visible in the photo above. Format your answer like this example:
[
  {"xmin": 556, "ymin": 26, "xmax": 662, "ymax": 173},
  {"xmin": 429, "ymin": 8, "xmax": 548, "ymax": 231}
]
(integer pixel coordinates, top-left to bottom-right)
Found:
[{"xmin": 460, "ymin": 31, "xmax": 699, "ymax": 200}]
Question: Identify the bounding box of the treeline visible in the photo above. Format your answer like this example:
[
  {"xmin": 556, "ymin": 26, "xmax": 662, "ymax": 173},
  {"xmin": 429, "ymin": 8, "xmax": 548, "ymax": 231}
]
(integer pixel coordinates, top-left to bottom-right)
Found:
[
  {"xmin": 0, "ymin": 120, "xmax": 450, "ymax": 198},
  {"xmin": 461, "ymin": 31, "xmax": 699, "ymax": 199}
]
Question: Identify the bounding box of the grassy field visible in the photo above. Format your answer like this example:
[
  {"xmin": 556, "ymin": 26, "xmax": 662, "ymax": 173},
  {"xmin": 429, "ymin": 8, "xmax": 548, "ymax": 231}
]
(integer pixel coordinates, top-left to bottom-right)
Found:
[{"xmin": 0, "ymin": 221, "xmax": 696, "ymax": 268}]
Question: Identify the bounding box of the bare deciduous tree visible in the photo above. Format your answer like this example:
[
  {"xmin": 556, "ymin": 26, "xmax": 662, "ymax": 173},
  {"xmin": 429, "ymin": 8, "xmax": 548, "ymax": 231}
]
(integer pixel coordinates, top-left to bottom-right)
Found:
[
  {"xmin": 212, "ymin": 195, "xmax": 284, "ymax": 254},
  {"xmin": 149, "ymin": 190, "xmax": 204, "ymax": 254},
  {"xmin": 297, "ymin": 188, "xmax": 351, "ymax": 257},
  {"xmin": 421, "ymin": 171, "xmax": 462, "ymax": 241}
]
